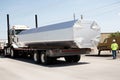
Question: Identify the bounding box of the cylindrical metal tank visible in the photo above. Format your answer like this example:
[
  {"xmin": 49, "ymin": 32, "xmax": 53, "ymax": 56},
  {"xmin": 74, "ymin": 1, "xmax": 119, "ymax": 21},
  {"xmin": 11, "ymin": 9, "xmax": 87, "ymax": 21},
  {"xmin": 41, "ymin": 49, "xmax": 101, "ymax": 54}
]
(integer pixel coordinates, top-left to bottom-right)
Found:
[{"xmin": 17, "ymin": 20, "xmax": 100, "ymax": 49}]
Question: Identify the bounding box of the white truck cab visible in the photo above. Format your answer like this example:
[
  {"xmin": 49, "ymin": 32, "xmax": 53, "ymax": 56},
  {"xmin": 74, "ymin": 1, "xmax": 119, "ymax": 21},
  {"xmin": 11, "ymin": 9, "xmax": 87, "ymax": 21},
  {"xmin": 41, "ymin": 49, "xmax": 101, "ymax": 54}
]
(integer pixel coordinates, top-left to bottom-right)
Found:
[
  {"xmin": 10, "ymin": 25, "xmax": 29, "ymax": 35},
  {"xmin": 10, "ymin": 25, "xmax": 29, "ymax": 48}
]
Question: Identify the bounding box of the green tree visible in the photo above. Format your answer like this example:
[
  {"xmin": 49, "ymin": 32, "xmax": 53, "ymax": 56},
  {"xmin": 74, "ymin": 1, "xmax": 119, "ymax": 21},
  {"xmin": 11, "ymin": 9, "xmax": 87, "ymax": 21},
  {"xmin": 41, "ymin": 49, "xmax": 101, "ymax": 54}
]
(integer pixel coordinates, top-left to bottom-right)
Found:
[{"xmin": 109, "ymin": 31, "xmax": 120, "ymax": 38}]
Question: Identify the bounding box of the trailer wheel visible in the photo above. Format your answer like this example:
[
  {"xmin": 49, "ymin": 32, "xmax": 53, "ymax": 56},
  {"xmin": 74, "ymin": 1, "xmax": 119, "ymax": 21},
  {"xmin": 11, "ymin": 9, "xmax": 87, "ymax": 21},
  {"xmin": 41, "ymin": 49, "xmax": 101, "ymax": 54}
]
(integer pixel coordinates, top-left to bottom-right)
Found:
[
  {"xmin": 64, "ymin": 55, "xmax": 81, "ymax": 63},
  {"xmin": 40, "ymin": 52, "xmax": 50, "ymax": 65},
  {"xmin": 64, "ymin": 56, "xmax": 73, "ymax": 63},
  {"xmin": 33, "ymin": 51, "xmax": 40, "ymax": 64},
  {"xmin": 10, "ymin": 48, "xmax": 16, "ymax": 58},
  {"xmin": 72, "ymin": 55, "xmax": 81, "ymax": 62},
  {"xmin": 4, "ymin": 48, "xmax": 7, "ymax": 57},
  {"xmin": 98, "ymin": 50, "xmax": 101, "ymax": 56}
]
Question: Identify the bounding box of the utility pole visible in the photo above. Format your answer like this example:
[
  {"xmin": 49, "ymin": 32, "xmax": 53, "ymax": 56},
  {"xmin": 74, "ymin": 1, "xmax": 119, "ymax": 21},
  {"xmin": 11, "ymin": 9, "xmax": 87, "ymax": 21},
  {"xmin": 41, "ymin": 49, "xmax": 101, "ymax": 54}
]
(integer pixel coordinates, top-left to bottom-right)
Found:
[
  {"xmin": 73, "ymin": 13, "xmax": 76, "ymax": 21},
  {"xmin": 81, "ymin": 15, "xmax": 83, "ymax": 20}
]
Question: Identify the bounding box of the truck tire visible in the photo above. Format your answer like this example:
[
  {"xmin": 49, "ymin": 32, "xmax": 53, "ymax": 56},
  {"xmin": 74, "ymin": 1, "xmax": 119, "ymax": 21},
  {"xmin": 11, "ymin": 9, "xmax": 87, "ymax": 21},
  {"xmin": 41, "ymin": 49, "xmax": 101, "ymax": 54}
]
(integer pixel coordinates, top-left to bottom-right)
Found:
[
  {"xmin": 64, "ymin": 55, "xmax": 81, "ymax": 63},
  {"xmin": 10, "ymin": 48, "xmax": 16, "ymax": 58},
  {"xmin": 33, "ymin": 51, "xmax": 40, "ymax": 64},
  {"xmin": 4, "ymin": 48, "xmax": 7, "ymax": 57},
  {"xmin": 72, "ymin": 55, "xmax": 81, "ymax": 62},
  {"xmin": 40, "ymin": 51, "xmax": 51, "ymax": 65},
  {"xmin": 98, "ymin": 50, "xmax": 101, "ymax": 56}
]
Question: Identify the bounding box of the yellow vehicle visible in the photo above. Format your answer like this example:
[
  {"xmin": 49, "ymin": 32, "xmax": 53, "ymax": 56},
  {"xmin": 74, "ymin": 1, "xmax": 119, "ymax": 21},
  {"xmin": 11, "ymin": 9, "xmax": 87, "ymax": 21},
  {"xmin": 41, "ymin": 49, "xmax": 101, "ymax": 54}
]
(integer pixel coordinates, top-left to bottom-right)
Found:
[{"xmin": 97, "ymin": 37, "xmax": 120, "ymax": 55}]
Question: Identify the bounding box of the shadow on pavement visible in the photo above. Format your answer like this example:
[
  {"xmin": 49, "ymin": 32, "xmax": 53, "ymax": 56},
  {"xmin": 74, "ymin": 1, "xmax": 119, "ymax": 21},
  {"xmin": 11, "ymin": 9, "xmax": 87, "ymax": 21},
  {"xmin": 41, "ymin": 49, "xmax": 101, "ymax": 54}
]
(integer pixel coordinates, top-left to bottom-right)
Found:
[
  {"xmin": 17, "ymin": 57, "xmax": 90, "ymax": 67},
  {"xmin": 0, "ymin": 56, "xmax": 90, "ymax": 67},
  {"xmin": 85, "ymin": 54, "xmax": 112, "ymax": 57},
  {"xmin": 45, "ymin": 61, "xmax": 90, "ymax": 67}
]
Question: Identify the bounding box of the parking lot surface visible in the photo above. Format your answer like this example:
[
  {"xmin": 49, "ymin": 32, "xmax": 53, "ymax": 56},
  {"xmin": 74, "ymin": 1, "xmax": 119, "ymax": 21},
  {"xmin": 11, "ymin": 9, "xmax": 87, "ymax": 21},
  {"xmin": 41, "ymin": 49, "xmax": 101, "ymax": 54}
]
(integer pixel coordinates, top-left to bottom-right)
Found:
[{"xmin": 0, "ymin": 51, "xmax": 120, "ymax": 80}]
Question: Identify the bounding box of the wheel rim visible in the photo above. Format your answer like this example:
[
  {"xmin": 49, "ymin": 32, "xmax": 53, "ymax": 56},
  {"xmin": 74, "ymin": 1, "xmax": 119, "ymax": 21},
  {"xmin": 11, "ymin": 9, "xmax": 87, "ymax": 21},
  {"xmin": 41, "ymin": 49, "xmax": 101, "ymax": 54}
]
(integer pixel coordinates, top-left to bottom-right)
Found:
[
  {"xmin": 34, "ymin": 53, "xmax": 38, "ymax": 62},
  {"xmin": 41, "ymin": 53, "xmax": 45, "ymax": 63},
  {"xmin": 11, "ymin": 49, "xmax": 14, "ymax": 57},
  {"xmin": 4, "ymin": 49, "xmax": 7, "ymax": 56}
]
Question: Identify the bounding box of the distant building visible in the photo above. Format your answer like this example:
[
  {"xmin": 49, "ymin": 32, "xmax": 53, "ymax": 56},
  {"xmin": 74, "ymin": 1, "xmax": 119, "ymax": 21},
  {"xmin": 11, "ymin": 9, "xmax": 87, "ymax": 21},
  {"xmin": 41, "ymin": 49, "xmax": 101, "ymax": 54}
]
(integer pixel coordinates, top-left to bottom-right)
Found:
[
  {"xmin": 100, "ymin": 32, "xmax": 112, "ymax": 43},
  {"xmin": 0, "ymin": 39, "xmax": 7, "ymax": 49}
]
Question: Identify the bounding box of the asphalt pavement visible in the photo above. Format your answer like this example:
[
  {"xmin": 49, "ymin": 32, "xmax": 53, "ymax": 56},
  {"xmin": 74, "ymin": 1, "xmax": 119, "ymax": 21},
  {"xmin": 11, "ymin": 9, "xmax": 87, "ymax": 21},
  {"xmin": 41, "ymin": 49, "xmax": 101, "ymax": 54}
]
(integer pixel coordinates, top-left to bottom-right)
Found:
[{"xmin": 0, "ymin": 51, "xmax": 120, "ymax": 80}]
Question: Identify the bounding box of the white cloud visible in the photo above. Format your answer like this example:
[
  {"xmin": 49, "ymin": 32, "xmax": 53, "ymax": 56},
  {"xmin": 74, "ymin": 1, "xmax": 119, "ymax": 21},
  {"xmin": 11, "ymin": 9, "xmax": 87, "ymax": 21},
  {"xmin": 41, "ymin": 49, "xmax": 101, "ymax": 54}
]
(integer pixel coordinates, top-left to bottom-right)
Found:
[{"xmin": 118, "ymin": 13, "xmax": 120, "ymax": 16}]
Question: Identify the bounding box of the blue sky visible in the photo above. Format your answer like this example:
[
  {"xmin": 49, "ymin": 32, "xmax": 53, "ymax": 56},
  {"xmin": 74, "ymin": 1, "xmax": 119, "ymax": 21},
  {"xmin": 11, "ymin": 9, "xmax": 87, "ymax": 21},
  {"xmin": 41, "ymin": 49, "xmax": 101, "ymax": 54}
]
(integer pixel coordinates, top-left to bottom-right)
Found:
[{"xmin": 0, "ymin": 0, "xmax": 120, "ymax": 39}]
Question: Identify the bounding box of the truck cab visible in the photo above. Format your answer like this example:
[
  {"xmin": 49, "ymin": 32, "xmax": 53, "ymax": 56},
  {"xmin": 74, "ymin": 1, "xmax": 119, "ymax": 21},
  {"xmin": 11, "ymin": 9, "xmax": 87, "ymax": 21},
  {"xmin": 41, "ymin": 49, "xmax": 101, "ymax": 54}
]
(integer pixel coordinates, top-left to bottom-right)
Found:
[
  {"xmin": 9, "ymin": 25, "xmax": 29, "ymax": 46},
  {"xmin": 10, "ymin": 25, "xmax": 29, "ymax": 36},
  {"xmin": 3, "ymin": 25, "xmax": 29, "ymax": 56}
]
